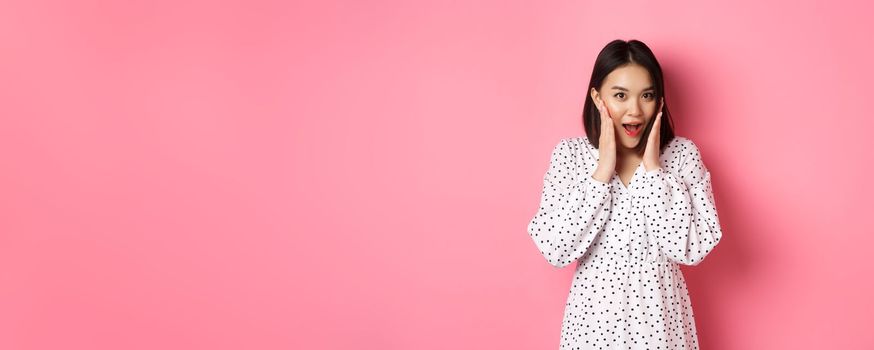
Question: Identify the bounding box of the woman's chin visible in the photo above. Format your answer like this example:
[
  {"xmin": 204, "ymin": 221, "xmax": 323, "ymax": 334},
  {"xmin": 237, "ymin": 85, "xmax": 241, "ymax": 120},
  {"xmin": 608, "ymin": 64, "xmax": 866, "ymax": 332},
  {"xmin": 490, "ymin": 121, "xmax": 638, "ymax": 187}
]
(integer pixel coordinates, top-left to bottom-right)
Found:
[{"xmin": 619, "ymin": 136, "xmax": 641, "ymax": 149}]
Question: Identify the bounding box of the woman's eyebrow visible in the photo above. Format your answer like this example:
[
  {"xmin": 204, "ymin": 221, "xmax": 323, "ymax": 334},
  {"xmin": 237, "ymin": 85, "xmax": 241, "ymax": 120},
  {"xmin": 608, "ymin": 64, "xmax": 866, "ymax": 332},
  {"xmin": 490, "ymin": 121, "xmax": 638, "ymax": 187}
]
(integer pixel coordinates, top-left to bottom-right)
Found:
[{"xmin": 610, "ymin": 85, "xmax": 654, "ymax": 91}]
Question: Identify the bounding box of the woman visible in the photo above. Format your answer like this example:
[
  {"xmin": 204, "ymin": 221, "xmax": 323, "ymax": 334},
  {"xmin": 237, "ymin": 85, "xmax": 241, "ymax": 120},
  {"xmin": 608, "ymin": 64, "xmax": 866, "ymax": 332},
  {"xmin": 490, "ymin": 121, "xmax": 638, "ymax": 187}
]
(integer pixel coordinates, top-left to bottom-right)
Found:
[{"xmin": 527, "ymin": 39, "xmax": 723, "ymax": 349}]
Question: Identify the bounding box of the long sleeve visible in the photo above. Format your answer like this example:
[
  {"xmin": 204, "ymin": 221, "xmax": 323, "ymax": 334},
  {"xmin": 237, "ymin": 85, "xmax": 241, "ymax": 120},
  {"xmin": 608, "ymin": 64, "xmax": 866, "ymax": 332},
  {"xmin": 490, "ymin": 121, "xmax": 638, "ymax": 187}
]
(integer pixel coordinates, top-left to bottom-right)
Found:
[
  {"xmin": 527, "ymin": 139, "xmax": 613, "ymax": 268},
  {"xmin": 637, "ymin": 140, "xmax": 723, "ymax": 266}
]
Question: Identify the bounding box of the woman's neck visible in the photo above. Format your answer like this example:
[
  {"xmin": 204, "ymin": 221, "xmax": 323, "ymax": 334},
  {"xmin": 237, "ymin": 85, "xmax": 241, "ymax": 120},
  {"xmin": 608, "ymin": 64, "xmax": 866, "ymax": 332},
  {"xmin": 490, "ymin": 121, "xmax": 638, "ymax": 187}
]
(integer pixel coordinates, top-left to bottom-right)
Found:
[{"xmin": 617, "ymin": 145, "xmax": 641, "ymax": 161}]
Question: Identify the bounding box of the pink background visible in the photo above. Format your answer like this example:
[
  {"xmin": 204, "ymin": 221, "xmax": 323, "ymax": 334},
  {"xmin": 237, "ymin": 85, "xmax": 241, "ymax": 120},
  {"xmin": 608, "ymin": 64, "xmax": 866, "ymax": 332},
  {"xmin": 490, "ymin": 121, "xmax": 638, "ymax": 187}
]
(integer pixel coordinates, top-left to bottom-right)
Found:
[{"xmin": 2, "ymin": 0, "xmax": 872, "ymax": 349}]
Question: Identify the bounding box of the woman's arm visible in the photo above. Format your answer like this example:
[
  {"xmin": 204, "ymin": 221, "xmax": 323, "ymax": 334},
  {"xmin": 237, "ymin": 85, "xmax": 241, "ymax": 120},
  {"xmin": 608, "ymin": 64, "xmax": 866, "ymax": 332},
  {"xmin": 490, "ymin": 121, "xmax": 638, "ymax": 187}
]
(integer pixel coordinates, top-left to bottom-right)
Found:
[
  {"xmin": 527, "ymin": 139, "xmax": 613, "ymax": 268},
  {"xmin": 638, "ymin": 140, "xmax": 723, "ymax": 266}
]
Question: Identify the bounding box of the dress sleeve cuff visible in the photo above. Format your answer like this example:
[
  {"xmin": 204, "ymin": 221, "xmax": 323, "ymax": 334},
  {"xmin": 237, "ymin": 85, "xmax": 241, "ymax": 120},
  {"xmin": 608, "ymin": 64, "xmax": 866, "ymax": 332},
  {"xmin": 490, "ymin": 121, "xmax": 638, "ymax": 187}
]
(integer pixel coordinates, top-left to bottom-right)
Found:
[
  {"xmin": 584, "ymin": 174, "xmax": 612, "ymax": 194},
  {"xmin": 641, "ymin": 166, "xmax": 664, "ymax": 183}
]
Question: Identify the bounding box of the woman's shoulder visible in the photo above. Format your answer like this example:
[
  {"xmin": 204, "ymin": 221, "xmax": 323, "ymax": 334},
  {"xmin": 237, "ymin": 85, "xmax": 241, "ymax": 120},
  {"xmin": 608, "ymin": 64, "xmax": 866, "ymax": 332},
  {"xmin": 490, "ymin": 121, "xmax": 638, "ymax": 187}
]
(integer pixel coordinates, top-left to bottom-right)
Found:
[
  {"xmin": 559, "ymin": 136, "xmax": 593, "ymax": 154},
  {"xmin": 563, "ymin": 135, "xmax": 594, "ymax": 150},
  {"xmin": 559, "ymin": 136, "xmax": 600, "ymax": 166},
  {"xmin": 669, "ymin": 135, "xmax": 704, "ymax": 159},
  {"xmin": 662, "ymin": 135, "xmax": 700, "ymax": 159},
  {"xmin": 671, "ymin": 135, "xmax": 695, "ymax": 148}
]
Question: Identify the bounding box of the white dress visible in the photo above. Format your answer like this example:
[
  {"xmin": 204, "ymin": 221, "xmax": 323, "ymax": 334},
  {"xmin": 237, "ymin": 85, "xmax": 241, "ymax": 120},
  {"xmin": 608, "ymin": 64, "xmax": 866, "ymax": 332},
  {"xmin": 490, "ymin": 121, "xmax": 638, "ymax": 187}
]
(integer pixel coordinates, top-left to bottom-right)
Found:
[{"xmin": 527, "ymin": 136, "xmax": 723, "ymax": 349}]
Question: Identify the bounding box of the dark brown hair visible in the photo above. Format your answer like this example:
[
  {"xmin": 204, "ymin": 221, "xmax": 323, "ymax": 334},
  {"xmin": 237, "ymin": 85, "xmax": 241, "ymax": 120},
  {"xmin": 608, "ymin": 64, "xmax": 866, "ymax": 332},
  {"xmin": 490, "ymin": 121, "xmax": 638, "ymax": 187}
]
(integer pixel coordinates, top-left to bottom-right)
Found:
[{"xmin": 583, "ymin": 39, "xmax": 675, "ymax": 155}]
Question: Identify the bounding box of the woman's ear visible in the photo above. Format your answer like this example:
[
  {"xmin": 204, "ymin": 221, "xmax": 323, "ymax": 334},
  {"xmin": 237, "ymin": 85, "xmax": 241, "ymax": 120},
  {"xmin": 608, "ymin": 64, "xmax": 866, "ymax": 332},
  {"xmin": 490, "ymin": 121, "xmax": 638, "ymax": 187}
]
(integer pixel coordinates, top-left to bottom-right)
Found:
[{"xmin": 590, "ymin": 88, "xmax": 600, "ymax": 105}]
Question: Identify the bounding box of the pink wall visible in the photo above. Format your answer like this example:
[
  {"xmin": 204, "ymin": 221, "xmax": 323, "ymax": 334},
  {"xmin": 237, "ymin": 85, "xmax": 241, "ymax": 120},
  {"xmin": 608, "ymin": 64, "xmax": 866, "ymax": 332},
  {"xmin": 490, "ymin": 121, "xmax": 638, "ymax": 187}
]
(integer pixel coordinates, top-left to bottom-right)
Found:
[{"xmin": 1, "ymin": 0, "xmax": 872, "ymax": 349}]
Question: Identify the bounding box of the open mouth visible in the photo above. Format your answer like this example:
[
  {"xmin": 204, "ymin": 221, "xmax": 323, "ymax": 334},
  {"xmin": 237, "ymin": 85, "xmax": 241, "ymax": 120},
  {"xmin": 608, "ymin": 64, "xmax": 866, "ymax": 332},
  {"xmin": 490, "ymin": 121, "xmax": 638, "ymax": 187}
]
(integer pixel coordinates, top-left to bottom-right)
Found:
[{"xmin": 622, "ymin": 123, "xmax": 642, "ymax": 136}]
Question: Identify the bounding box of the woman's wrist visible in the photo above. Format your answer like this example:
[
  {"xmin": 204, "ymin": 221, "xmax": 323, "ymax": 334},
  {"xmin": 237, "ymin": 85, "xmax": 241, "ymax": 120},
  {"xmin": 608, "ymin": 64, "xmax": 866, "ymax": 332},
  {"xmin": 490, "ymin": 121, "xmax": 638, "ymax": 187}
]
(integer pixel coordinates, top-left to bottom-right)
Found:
[{"xmin": 591, "ymin": 166, "xmax": 613, "ymax": 184}]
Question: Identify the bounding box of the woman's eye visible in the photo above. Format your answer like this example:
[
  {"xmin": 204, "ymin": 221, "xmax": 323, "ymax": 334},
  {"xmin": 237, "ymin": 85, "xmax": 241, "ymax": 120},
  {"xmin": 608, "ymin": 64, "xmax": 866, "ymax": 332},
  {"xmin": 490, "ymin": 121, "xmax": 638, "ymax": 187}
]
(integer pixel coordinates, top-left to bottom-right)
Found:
[{"xmin": 615, "ymin": 92, "xmax": 654, "ymax": 99}]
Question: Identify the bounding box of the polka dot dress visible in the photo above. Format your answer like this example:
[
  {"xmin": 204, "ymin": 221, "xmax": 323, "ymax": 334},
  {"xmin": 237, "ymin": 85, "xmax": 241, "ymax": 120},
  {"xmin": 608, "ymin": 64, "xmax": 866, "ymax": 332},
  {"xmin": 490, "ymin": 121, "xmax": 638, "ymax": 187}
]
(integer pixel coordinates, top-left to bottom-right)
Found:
[{"xmin": 527, "ymin": 136, "xmax": 723, "ymax": 349}]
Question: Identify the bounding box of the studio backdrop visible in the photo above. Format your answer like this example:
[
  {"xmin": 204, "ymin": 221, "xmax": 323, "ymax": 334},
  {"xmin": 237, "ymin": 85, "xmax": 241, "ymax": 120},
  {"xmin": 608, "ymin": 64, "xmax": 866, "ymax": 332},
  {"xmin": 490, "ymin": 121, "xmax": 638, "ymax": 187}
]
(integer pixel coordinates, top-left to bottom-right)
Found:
[{"xmin": 1, "ymin": 0, "xmax": 872, "ymax": 349}]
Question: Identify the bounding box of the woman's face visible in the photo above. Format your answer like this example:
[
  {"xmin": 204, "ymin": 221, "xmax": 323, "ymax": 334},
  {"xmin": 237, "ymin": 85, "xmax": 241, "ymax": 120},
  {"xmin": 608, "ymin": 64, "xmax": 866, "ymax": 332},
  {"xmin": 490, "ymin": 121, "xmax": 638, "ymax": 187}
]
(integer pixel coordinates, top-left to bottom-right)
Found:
[{"xmin": 590, "ymin": 64, "xmax": 660, "ymax": 151}]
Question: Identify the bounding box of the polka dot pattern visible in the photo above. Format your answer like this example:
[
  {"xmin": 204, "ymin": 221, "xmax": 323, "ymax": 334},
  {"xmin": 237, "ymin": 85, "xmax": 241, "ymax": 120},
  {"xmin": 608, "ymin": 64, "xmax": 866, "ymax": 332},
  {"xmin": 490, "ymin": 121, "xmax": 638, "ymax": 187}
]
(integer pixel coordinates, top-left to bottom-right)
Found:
[{"xmin": 527, "ymin": 136, "xmax": 723, "ymax": 349}]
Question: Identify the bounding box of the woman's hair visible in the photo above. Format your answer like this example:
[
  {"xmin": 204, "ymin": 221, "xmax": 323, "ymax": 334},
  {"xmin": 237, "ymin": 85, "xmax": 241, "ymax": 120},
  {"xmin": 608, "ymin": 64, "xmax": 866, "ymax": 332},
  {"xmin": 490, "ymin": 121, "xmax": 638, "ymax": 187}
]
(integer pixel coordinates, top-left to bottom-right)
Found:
[{"xmin": 583, "ymin": 39, "xmax": 675, "ymax": 154}]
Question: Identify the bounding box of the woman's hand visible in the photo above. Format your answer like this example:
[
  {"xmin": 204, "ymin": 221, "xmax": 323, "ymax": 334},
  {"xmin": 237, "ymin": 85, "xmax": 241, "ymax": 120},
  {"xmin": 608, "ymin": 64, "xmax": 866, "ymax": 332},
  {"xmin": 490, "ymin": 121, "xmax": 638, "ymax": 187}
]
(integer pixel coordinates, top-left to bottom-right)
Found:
[
  {"xmin": 591, "ymin": 98, "xmax": 616, "ymax": 183},
  {"xmin": 642, "ymin": 97, "xmax": 665, "ymax": 172}
]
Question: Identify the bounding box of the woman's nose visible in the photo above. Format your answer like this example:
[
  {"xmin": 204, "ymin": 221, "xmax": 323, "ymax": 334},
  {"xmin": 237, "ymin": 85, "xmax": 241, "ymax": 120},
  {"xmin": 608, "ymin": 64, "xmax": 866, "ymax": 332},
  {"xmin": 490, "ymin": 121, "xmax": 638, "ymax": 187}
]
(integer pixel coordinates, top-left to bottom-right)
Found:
[{"xmin": 628, "ymin": 101, "xmax": 643, "ymax": 116}]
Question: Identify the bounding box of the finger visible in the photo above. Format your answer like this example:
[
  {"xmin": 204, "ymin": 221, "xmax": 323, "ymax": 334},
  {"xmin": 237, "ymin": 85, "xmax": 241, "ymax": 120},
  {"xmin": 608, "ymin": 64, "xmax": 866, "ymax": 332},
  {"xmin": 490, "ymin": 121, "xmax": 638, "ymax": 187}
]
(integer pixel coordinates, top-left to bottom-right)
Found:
[
  {"xmin": 649, "ymin": 112, "xmax": 660, "ymax": 140},
  {"xmin": 599, "ymin": 104, "xmax": 611, "ymax": 134},
  {"xmin": 598, "ymin": 100, "xmax": 610, "ymax": 119},
  {"xmin": 597, "ymin": 101, "xmax": 606, "ymax": 123},
  {"xmin": 597, "ymin": 101, "xmax": 603, "ymax": 118}
]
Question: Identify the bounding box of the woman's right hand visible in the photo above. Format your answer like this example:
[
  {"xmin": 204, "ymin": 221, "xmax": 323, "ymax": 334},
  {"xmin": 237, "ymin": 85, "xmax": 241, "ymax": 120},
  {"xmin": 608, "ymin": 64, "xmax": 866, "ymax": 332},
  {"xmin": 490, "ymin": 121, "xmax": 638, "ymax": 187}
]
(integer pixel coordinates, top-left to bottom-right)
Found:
[{"xmin": 592, "ymin": 98, "xmax": 616, "ymax": 183}]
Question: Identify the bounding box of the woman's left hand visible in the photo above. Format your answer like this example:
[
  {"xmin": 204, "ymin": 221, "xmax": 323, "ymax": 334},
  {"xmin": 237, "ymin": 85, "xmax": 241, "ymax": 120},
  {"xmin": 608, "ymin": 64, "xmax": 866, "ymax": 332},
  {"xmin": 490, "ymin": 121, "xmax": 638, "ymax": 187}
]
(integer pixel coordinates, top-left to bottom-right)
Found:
[{"xmin": 642, "ymin": 97, "xmax": 665, "ymax": 172}]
